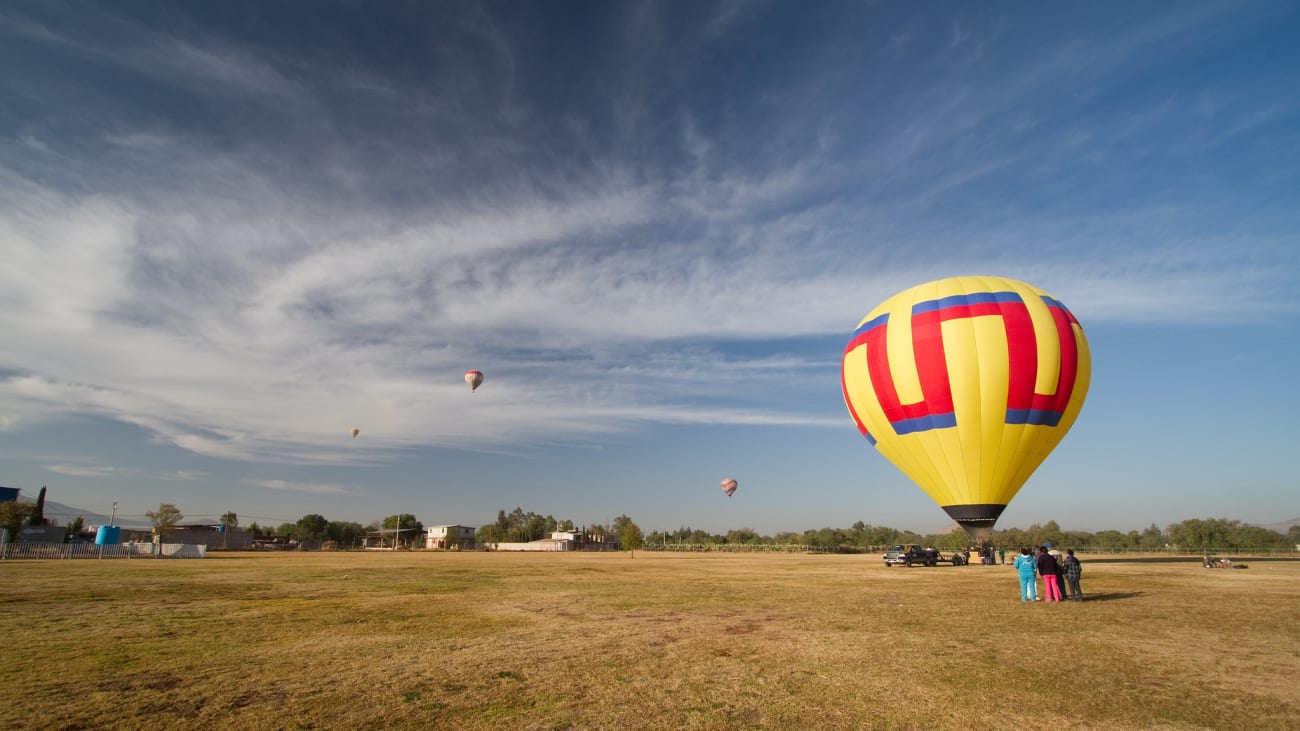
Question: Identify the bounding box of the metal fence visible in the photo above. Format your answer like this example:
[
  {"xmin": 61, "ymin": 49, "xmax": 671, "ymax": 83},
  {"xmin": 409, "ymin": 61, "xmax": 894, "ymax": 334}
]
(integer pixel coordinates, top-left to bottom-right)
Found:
[
  {"xmin": 0, "ymin": 542, "xmax": 208, "ymax": 559},
  {"xmin": 643, "ymin": 543, "xmax": 832, "ymax": 554}
]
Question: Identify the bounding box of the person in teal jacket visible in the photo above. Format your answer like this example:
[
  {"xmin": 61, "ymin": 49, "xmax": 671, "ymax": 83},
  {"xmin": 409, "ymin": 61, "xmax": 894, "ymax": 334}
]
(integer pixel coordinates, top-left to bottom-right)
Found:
[{"xmin": 1014, "ymin": 547, "xmax": 1039, "ymax": 602}]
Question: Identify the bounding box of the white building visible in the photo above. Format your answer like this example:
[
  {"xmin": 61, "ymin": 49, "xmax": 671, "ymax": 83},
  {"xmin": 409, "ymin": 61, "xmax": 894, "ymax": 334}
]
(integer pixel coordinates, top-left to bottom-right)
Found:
[{"xmin": 426, "ymin": 524, "xmax": 477, "ymax": 550}]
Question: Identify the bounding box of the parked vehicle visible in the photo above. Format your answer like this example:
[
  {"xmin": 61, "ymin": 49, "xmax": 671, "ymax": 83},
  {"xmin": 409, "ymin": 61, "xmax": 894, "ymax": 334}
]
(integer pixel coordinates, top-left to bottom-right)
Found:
[{"xmin": 883, "ymin": 544, "xmax": 966, "ymax": 567}]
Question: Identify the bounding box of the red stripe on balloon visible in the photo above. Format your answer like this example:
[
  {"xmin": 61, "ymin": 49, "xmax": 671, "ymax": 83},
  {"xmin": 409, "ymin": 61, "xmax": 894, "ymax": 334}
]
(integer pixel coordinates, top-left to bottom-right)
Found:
[
  {"xmin": 865, "ymin": 320, "xmax": 906, "ymax": 423},
  {"xmin": 1048, "ymin": 304, "xmax": 1080, "ymax": 414},
  {"xmin": 909, "ymin": 310, "xmax": 954, "ymax": 419},
  {"xmin": 1000, "ymin": 301, "xmax": 1037, "ymax": 411}
]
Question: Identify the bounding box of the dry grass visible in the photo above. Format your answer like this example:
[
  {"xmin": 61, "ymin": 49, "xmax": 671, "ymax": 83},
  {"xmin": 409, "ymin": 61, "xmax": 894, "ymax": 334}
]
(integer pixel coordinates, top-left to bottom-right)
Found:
[{"xmin": 0, "ymin": 551, "xmax": 1296, "ymax": 730}]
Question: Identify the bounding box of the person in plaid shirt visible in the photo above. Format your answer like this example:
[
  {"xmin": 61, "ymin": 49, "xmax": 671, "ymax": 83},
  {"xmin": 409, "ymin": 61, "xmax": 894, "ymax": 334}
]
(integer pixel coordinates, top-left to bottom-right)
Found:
[{"xmin": 1063, "ymin": 548, "xmax": 1083, "ymax": 601}]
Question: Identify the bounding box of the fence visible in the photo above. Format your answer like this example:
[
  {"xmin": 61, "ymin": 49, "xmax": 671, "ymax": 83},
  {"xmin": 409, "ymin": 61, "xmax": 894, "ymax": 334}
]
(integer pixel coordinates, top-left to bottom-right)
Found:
[
  {"xmin": 0, "ymin": 542, "xmax": 208, "ymax": 559},
  {"xmin": 643, "ymin": 543, "xmax": 832, "ymax": 554}
]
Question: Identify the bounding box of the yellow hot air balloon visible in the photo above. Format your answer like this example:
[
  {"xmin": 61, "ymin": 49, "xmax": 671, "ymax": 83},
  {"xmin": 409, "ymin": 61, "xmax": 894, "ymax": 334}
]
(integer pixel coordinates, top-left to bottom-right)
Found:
[{"xmin": 841, "ymin": 276, "xmax": 1090, "ymax": 538}]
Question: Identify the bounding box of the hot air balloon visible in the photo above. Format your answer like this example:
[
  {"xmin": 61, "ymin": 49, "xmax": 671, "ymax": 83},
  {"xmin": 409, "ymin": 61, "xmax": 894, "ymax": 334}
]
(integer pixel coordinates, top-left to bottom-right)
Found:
[
  {"xmin": 350, "ymin": 428, "xmax": 360, "ymax": 438},
  {"xmin": 840, "ymin": 276, "xmax": 1090, "ymax": 539},
  {"xmin": 465, "ymin": 370, "xmax": 484, "ymax": 392},
  {"xmin": 721, "ymin": 478, "xmax": 738, "ymax": 498}
]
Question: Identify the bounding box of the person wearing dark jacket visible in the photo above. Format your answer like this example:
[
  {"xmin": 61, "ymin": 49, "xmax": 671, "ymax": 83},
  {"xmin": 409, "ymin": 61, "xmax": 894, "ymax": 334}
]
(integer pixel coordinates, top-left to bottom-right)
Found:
[
  {"xmin": 1047, "ymin": 543, "xmax": 1068, "ymax": 599},
  {"xmin": 1063, "ymin": 549, "xmax": 1083, "ymax": 601},
  {"xmin": 1036, "ymin": 546, "xmax": 1062, "ymax": 602}
]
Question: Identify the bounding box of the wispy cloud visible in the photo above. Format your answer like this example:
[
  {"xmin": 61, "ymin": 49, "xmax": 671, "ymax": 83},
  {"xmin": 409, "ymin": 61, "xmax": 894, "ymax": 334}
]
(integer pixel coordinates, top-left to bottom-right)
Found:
[
  {"xmin": 1, "ymin": 2, "xmax": 1296, "ymax": 473},
  {"xmin": 245, "ymin": 479, "xmax": 351, "ymax": 496}
]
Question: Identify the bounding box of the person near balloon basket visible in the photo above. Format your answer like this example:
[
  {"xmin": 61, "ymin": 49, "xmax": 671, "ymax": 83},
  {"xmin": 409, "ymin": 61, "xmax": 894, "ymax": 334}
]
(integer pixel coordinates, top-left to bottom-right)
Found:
[
  {"xmin": 1014, "ymin": 547, "xmax": 1039, "ymax": 602},
  {"xmin": 1036, "ymin": 546, "xmax": 1062, "ymax": 602},
  {"xmin": 1062, "ymin": 549, "xmax": 1083, "ymax": 601}
]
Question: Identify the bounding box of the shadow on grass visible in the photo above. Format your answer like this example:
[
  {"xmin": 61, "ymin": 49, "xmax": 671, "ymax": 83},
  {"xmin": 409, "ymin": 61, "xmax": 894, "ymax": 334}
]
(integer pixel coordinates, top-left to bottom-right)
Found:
[
  {"xmin": 1070, "ymin": 591, "xmax": 1144, "ymax": 603},
  {"xmin": 1085, "ymin": 556, "xmax": 1299, "ymax": 564}
]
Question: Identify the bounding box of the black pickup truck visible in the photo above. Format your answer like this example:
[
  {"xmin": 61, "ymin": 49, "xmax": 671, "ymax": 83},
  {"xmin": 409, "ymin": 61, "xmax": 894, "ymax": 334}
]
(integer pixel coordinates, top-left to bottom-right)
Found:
[{"xmin": 883, "ymin": 544, "xmax": 968, "ymax": 567}]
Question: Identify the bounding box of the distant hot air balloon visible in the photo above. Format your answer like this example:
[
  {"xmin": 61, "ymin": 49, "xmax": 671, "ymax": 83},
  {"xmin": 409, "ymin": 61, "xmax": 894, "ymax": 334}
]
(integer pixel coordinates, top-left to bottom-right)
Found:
[
  {"xmin": 465, "ymin": 370, "xmax": 484, "ymax": 392},
  {"xmin": 840, "ymin": 275, "xmax": 1090, "ymax": 539},
  {"xmin": 350, "ymin": 428, "xmax": 360, "ymax": 438},
  {"xmin": 721, "ymin": 478, "xmax": 738, "ymax": 498}
]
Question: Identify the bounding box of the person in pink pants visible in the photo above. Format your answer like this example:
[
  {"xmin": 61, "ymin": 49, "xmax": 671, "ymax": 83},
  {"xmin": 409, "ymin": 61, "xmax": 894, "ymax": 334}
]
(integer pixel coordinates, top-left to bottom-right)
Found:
[{"xmin": 1036, "ymin": 546, "xmax": 1062, "ymax": 601}]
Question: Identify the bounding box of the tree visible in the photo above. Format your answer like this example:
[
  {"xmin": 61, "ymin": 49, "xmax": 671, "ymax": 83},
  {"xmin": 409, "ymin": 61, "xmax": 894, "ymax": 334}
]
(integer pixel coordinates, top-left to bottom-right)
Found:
[
  {"xmin": 0, "ymin": 502, "xmax": 36, "ymax": 541},
  {"xmin": 726, "ymin": 527, "xmax": 759, "ymax": 545},
  {"xmin": 29, "ymin": 486, "xmax": 48, "ymax": 526},
  {"xmin": 220, "ymin": 512, "xmax": 239, "ymax": 530},
  {"xmin": 66, "ymin": 515, "xmax": 85, "ymax": 541},
  {"xmin": 381, "ymin": 514, "xmax": 421, "ymax": 547},
  {"xmin": 297, "ymin": 514, "xmax": 329, "ymax": 542},
  {"xmin": 618, "ymin": 518, "xmax": 644, "ymax": 556},
  {"xmin": 326, "ymin": 521, "xmax": 366, "ymax": 548},
  {"xmin": 145, "ymin": 503, "xmax": 184, "ymax": 533}
]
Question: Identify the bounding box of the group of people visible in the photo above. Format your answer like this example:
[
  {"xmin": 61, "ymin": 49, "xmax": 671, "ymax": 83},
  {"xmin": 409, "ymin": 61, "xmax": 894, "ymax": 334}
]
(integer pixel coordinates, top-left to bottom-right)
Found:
[{"xmin": 1013, "ymin": 542, "xmax": 1083, "ymax": 602}]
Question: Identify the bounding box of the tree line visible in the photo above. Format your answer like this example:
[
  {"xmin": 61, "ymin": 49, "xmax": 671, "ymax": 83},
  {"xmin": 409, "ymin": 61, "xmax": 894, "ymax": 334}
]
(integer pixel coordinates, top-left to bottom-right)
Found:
[
  {"xmin": 7, "ymin": 498, "xmax": 1294, "ymax": 553},
  {"xmin": 647, "ymin": 518, "xmax": 1300, "ymax": 553}
]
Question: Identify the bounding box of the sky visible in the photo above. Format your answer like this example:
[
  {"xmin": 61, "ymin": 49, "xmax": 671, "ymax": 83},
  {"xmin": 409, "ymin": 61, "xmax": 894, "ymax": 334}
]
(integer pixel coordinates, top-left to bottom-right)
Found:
[{"xmin": 2, "ymin": 1, "xmax": 1298, "ymax": 536}]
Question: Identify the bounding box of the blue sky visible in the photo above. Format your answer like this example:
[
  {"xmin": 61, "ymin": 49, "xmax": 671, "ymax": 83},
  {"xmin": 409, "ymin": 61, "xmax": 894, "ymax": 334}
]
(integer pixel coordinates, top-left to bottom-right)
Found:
[{"xmin": 2, "ymin": 2, "xmax": 1297, "ymax": 535}]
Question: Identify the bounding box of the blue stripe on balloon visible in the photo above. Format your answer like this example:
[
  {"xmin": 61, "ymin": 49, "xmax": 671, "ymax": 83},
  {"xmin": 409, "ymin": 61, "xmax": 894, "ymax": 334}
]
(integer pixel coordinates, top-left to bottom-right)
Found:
[
  {"xmin": 912, "ymin": 291, "xmax": 1022, "ymax": 314},
  {"xmin": 1005, "ymin": 409, "xmax": 1064, "ymax": 427},
  {"xmin": 892, "ymin": 411, "xmax": 957, "ymax": 435},
  {"xmin": 851, "ymin": 312, "xmax": 890, "ymax": 339}
]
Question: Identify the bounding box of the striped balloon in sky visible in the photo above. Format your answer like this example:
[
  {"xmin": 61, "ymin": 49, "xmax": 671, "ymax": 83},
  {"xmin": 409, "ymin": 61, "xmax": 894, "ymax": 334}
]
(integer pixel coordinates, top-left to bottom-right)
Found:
[
  {"xmin": 721, "ymin": 478, "xmax": 738, "ymax": 498},
  {"xmin": 840, "ymin": 276, "xmax": 1091, "ymax": 537}
]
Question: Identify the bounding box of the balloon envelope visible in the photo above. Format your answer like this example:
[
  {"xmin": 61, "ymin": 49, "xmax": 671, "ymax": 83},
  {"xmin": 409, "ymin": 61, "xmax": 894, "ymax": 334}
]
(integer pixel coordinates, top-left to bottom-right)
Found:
[
  {"xmin": 465, "ymin": 370, "xmax": 484, "ymax": 392},
  {"xmin": 720, "ymin": 478, "xmax": 738, "ymax": 498},
  {"xmin": 350, "ymin": 428, "xmax": 360, "ymax": 438},
  {"xmin": 840, "ymin": 275, "xmax": 1090, "ymax": 537}
]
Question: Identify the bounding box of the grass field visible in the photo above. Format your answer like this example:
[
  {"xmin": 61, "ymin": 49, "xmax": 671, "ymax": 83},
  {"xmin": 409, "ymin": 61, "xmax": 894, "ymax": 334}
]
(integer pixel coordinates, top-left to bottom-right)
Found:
[{"xmin": 1, "ymin": 551, "xmax": 1296, "ymax": 730}]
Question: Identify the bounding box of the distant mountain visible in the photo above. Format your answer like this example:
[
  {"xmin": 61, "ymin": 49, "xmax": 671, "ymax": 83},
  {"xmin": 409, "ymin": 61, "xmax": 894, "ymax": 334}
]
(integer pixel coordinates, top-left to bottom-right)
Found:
[
  {"xmin": 15, "ymin": 495, "xmax": 151, "ymax": 529},
  {"xmin": 1257, "ymin": 517, "xmax": 1300, "ymax": 534}
]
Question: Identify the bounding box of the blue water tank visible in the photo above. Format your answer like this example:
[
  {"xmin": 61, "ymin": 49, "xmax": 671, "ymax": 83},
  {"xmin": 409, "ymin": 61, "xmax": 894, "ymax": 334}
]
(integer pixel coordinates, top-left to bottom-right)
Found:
[{"xmin": 95, "ymin": 525, "xmax": 121, "ymax": 545}]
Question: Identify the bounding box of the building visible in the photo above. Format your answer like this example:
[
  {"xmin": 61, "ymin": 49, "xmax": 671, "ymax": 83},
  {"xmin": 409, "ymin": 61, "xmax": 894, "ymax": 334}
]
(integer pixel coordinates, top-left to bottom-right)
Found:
[
  {"xmin": 0, "ymin": 486, "xmax": 19, "ymax": 503},
  {"xmin": 118, "ymin": 524, "xmax": 254, "ymax": 549},
  {"xmin": 484, "ymin": 528, "xmax": 621, "ymax": 552},
  {"xmin": 426, "ymin": 524, "xmax": 477, "ymax": 550}
]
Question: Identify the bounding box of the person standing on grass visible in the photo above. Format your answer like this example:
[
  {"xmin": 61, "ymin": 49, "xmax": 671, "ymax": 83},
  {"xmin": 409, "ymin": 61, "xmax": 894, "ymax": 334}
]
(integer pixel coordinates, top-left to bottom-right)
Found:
[
  {"xmin": 1047, "ymin": 543, "xmax": 1068, "ymax": 599},
  {"xmin": 1063, "ymin": 549, "xmax": 1083, "ymax": 601},
  {"xmin": 1037, "ymin": 546, "xmax": 1062, "ymax": 602},
  {"xmin": 1014, "ymin": 547, "xmax": 1039, "ymax": 602}
]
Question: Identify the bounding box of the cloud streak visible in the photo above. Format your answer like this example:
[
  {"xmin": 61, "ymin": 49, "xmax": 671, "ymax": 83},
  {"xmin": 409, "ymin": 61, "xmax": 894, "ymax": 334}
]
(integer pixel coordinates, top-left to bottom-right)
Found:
[{"xmin": 2, "ymin": 2, "xmax": 1296, "ymax": 474}]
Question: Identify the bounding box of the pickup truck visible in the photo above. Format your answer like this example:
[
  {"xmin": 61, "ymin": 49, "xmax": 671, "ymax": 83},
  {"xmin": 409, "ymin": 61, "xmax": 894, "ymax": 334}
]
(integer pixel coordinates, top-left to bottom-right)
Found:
[{"xmin": 882, "ymin": 544, "xmax": 968, "ymax": 567}]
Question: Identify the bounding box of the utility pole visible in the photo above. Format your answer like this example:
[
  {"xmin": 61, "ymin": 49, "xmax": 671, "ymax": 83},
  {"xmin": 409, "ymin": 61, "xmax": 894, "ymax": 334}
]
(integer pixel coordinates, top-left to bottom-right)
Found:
[{"xmin": 110, "ymin": 502, "xmax": 117, "ymax": 525}]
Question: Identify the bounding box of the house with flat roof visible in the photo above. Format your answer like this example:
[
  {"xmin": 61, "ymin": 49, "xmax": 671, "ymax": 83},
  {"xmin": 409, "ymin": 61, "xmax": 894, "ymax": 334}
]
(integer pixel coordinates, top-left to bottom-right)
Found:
[{"xmin": 425, "ymin": 524, "xmax": 477, "ymax": 550}]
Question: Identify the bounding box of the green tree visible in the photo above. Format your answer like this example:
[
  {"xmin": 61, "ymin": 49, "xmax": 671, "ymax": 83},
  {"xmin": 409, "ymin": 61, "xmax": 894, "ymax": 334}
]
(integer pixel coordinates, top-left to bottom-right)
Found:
[
  {"xmin": 0, "ymin": 502, "xmax": 36, "ymax": 541},
  {"xmin": 145, "ymin": 503, "xmax": 184, "ymax": 533},
  {"xmin": 326, "ymin": 521, "xmax": 366, "ymax": 547},
  {"xmin": 220, "ymin": 511, "xmax": 239, "ymax": 530},
  {"xmin": 618, "ymin": 519, "xmax": 644, "ymax": 555},
  {"xmin": 297, "ymin": 514, "xmax": 329, "ymax": 542},
  {"xmin": 381, "ymin": 514, "xmax": 421, "ymax": 547},
  {"xmin": 66, "ymin": 515, "xmax": 85, "ymax": 541},
  {"xmin": 726, "ymin": 527, "xmax": 759, "ymax": 545},
  {"xmin": 1138, "ymin": 524, "xmax": 1166, "ymax": 550}
]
